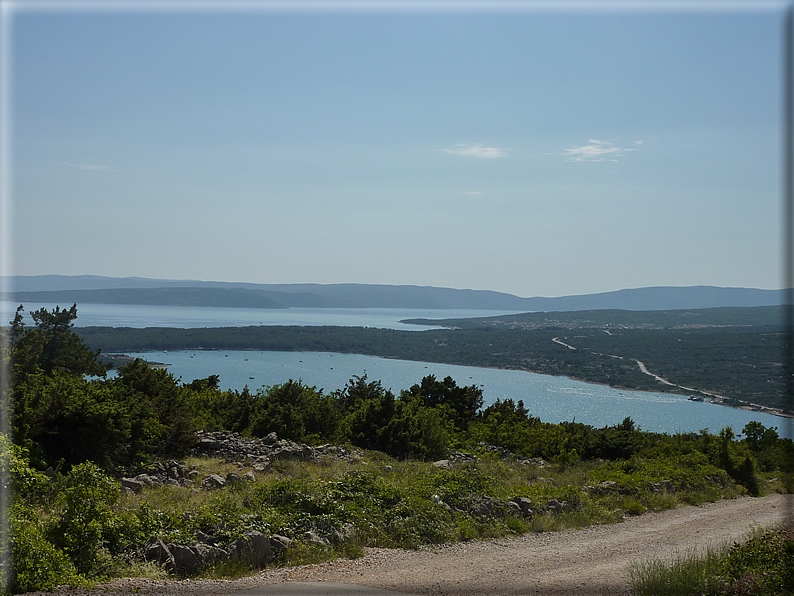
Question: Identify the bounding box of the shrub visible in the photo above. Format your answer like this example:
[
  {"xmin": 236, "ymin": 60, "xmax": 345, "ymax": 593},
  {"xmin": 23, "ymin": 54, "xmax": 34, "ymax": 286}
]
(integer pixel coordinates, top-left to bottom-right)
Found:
[
  {"xmin": 717, "ymin": 529, "xmax": 794, "ymax": 595},
  {"xmin": 48, "ymin": 462, "xmax": 121, "ymax": 577},
  {"xmin": 9, "ymin": 507, "xmax": 82, "ymax": 593}
]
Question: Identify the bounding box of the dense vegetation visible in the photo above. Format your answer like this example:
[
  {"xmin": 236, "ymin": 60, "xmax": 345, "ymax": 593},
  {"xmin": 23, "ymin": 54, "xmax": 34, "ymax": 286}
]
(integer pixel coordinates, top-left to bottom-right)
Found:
[
  {"xmin": 404, "ymin": 304, "xmax": 786, "ymax": 329},
  {"xmin": 77, "ymin": 307, "xmax": 789, "ymax": 408},
  {"xmin": 2, "ymin": 305, "xmax": 793, "ymax": 594}
]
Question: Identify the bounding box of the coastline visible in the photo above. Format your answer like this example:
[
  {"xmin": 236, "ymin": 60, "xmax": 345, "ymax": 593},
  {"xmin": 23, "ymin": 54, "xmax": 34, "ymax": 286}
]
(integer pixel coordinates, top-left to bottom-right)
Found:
[{"xmin": 105, "ymin": 347, "xmax": 793, "ymax": 423}]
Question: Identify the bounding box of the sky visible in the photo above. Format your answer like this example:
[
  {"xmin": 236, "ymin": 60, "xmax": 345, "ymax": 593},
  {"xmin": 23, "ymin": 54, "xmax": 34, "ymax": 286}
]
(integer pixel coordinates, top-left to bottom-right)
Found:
[{"xmin": 4, "ymin": 1, "xmax": 789, "ymax": 298}]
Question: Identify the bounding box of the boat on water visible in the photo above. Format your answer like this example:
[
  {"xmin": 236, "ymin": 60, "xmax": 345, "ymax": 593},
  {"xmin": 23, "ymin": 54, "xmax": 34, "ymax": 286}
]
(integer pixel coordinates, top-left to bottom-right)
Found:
[{"xmin": 688, "ymin": 395, "xmax": 705, "ymax": 402}]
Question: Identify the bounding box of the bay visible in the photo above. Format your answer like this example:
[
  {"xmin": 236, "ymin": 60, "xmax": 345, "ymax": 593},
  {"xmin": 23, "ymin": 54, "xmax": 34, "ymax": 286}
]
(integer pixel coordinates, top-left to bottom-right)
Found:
[
  {"xmin": 8, "ymin": 300, "xmax": 790, "ymax": 439},
  {"xmin": 1, "ymin": 301, "xmax": 515, "ymax": 331},
  {"xmin": 116, "ymin": 349, "xmax": 793, "ymax": 439}
]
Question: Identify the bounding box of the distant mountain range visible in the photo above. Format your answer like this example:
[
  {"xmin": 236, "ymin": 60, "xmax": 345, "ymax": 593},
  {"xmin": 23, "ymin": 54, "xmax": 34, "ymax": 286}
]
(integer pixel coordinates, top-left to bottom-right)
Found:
[{"xmin": 1, "ymin": 275, "xmax": 790, "ymax": 312}]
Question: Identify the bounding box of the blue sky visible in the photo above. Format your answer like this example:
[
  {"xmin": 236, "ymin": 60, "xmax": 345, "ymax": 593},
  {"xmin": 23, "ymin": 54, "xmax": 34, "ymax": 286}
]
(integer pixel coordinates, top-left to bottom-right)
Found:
[{"xmin": 5, "ymin": 1, "xmax": 787, "ymax": 297}]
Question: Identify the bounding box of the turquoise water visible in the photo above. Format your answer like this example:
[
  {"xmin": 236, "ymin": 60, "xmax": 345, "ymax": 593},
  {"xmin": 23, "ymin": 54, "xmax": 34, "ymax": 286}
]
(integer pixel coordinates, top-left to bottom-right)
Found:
[
  {"xmin": 2, "ymin": 301, "xmax": 515, "ymax": 331},
  {"xmin": 9, "ymin": 300, "xmax": 788, "ymax": 438},
  {"xmin": 116, "ymin": 349, "xmax": 792, "ymax": 438}
]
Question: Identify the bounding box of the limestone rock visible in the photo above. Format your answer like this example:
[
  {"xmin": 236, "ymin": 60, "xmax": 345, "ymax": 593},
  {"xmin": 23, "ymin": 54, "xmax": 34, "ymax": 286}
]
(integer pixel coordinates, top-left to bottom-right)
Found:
[
  {"xmin": 143, "ymin": 538, "xmax": 174, "ymax": 569},
  {"xmin": 512, "ymin": 497, "xmax": 534, "ymax": 516},
  {"xmin": 303, "ymin": 530, "xmax": 330, "ymax": 548},
  {"xmin": 269, "ymin": 534, "xmax": 292, "ymax": 552},
  {"xmin": 470, "ymin": 496, "xmax": 507, "ymax": 518},
  {"xmin": 170, "ymin": 544, "xmax": 200, "ymax": 575},
  {"xmin": 228, "ymin": 531, "xmax": 271, "ymax": 567},
  {"xmin": 191, "ymin": 543, "xmax": 227, "ymax": 566},
  {"xmin": 202, "ymin": 474, "xmax": 226, "ymax": 490},
  {"xmin": 225, "ymin": 472, "xmax": 243, "ymax": 487},
  {"xmin": 120, "ymin": 477, "xmax": 144, "ymax": 493}
]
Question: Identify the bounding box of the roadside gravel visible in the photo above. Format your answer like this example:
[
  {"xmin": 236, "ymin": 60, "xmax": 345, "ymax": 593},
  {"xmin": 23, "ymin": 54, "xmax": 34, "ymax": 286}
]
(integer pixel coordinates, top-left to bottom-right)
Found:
[{"xmin": 30, "ymin": 494, "xmax": 792, "ymax": 596}]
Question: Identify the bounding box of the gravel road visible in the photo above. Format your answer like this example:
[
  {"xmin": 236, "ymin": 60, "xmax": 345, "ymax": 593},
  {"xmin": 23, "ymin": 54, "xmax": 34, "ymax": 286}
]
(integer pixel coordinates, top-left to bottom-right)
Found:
[{"xmin": 35, "ymin": 494, "xmax": 792, "ymax": 596}]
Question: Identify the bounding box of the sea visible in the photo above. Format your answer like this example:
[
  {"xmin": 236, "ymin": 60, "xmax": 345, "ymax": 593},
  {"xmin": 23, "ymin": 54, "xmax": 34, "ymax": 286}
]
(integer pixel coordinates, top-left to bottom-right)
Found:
[{"xmin": 5, "ymin": 301, "xmax": 792, "ymax": 439}]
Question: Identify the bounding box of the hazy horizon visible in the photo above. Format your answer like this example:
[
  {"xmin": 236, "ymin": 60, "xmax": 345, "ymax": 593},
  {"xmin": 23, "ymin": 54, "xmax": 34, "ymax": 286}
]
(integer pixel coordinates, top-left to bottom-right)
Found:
[
  {"xmin": 5, "ymin": 1, "xmax": 788, "ymax": 298},
  {"xmin": 3, "ymin": 272, "xmax": 788, "ymax": 301}
]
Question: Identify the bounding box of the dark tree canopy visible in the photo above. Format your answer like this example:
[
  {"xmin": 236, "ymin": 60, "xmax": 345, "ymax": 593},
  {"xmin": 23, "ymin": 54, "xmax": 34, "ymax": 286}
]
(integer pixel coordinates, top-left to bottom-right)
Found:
[
  {"xmin": 7, "ymin": 305, "xmax": 109, "ymax": 464},
  {"xmin": 404, "ymin": 375, "xmax": 483, "ymax": 430},
  {"xmin": 11, "ymin": 304, "xmax": 107, "ymax": 378}
]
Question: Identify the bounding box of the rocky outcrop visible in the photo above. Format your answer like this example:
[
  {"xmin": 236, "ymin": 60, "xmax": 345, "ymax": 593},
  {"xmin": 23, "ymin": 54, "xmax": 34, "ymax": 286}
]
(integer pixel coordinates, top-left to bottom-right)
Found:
[
  {"xmin": 143, "ymin": 531, "xmax": 271, "ymax": 576},
  {"xmin": 583, "ymin": 479, "xmax": 675, "ymax": 496},
  {"xmin": 192, "ymin": 430, "xmax": 361, "ymax": 467},
  {"xmin": 470, "ymin": 496, "xmax": 510, "ymax": 518},
  {"xmin": 474, "ymin": 444, "xmax": 548, "ymax": 467},
  {"xmin": 121, "ymin": 432, "xmax": 363, "ymax": 495},
  {"xmin": 120, "ymin": 460, "xmax": 199, "ymax": 493},
  {"xmin": 468, "ymin": 495, "xmax": 582, "ymax": 519}
]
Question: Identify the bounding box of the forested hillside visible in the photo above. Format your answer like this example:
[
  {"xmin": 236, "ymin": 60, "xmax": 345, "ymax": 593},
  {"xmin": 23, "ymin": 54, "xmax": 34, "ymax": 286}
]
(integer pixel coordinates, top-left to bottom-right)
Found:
[{"xmin": 77, "ymin": 309, "xmax": 789, "ymax": 410}]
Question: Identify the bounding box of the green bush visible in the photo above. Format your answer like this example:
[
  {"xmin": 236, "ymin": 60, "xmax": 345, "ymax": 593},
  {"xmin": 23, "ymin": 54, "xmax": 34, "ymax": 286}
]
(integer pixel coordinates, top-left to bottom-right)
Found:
[
  {"xmin": 9, "ymin": 507, "xmax": 82, "ymax": 593},
  {"xmin": 629, "ymin": 528, "xmax": 794, "ymax": 596},
  {"xmin": 717, "ymin": 529, "xmax": 794, "ymax": 595},
  {"xmin": 48, "ymin": 462, "xmax": 121, "ymax": 577}
]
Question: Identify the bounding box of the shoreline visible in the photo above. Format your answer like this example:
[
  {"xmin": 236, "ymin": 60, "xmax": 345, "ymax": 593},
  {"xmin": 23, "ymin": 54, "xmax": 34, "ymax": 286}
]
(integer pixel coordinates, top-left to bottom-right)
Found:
[{"xmin": 107, "ymin": 348, "xmax": 792, "ymax": 423}]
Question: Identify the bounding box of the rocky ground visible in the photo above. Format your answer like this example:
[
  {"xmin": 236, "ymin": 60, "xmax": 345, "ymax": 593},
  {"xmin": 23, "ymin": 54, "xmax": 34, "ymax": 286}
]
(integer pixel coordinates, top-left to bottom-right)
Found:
[{"xmin": 28, "ymin": 493, "xmax": 792, "ymax": 596}]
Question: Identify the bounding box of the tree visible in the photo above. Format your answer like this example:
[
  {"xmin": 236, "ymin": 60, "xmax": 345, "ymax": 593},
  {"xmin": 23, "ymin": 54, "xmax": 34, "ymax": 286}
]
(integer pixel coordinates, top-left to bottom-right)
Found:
[
  {"xmin": 381, "ymin": 394, "xmax": 452, "ymax": 460},
  {"xmin": 404, "ymin": 375, "xmax": 483, "ymax": 431},
  {"xmin": 11, "ymin": 304, "xmax": 107, "ymax": 379},
  {"xmin": 112, "ymin": 359, "xmax": 196, "ymax": 459},
  {"xmin": 248, "ymin": 380, "xmax": 343, "ymax": 444},
  {"xmin": 7, "ymin": 305, "xmax": 108, "ymax": 461}
]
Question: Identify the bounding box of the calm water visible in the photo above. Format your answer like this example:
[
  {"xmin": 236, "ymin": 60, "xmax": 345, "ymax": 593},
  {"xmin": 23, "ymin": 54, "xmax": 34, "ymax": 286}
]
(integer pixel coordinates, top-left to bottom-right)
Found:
[
  {"xmin": 1, "ymin": 301, "xmax": 515, "ymax": 331},
  {"xmin": 7, "ymin": 300, "xmax": 789, "ymax": 438},
  {"xmin": 115, "ymin": 349, "xmax": 792, "ymax": 438}
]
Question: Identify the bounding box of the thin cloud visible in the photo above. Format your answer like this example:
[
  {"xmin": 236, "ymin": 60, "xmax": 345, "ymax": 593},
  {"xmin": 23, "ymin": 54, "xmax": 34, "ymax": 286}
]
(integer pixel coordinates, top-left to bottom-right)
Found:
[
  {"xmin": 463, "ymin": 191, "xmax": 483, "ymax": 195},
  {"xmin": 445, "ymin": 144, "xmax": 506, "ymax": 158},
  {"xmin": 564, "ymin": 139, "xmax": 637, "ymax": 162}
]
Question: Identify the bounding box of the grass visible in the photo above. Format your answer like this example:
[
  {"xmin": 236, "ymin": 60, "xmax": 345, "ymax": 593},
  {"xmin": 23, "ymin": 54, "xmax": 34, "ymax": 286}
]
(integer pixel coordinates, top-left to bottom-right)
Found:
[
  {"xmin": 10, "ymin": 443, "xmax": 791, "ymax": 594},
  {"xmin": 627, "ymin": 526, "xmax": 794, "ymax": 596},
  {"xmin": 105, "ymin": 448, "xmax": 773, "ymax": 578},
  {"xmin": 627, "ymin": 545, "xmax": 724, "ymax": 596}
]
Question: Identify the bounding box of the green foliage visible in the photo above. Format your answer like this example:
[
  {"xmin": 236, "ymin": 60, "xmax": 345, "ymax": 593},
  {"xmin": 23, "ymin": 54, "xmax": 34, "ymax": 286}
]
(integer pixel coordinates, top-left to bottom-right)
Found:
[
  {"xmin": 11, "ymin": 304, "xmax": 107, "ymax": 379},
  {"xmin": 628, "ymin": 546, "xmax": 724, "ymax": 596},
  {"xmin": 334, "ymin": 376, "xmax": 457, "ymax": 460},
  {"xmin": 7, "ymin": 306, "xmax": 202, "ymax": 468},
  {"xmin": 629, "ymin": 528, "xmax": 794, "ymax": 596},
  {"xmin": 0, "ymin": 435, "xmax": 47, "ymax": 502},
  {"xmin": 344, "ymin": 378, "xmax": 396, "ymax": 453},
  {"xmin": 31, "ymin": 375, "xmax": 134, "ymax": 470},
  {"xmin": 187, "ymin": 384, "xmax": 254, "ymax": 434},
  {"xmin": 717, "ymin": 529, "xmax": 794, "ymax": 595},
  {"xmin": 430, "ymin": 465, "xmax": 491, "ymax": 510},
  {"xmin": 113, "ymin": 359, "xmax": 196, "ymax": 460},
  {"xmin": 742, "ymin": 422, "xmax": 793, "ymax": 473},
  {"xmin": 9, "ymin": 505, "xmax": 82, "ymax": 593},
  {"xmin": 380, "ymin": 394, "xmax": 452, "ymax": 460},
  {"xmin": 7, "ymin": 304, "xmax": 108, "ymax": 459},
  {"xmin": 48, "ymin": 462, "xmax": 121, "ymax": 576},
  {"xmin": 247, "ymin": 380, "xmax": 343, "ymax": 444},
  {"xmin": 403, "ymin": 375, "xmax": 483, "ymax": 431}
]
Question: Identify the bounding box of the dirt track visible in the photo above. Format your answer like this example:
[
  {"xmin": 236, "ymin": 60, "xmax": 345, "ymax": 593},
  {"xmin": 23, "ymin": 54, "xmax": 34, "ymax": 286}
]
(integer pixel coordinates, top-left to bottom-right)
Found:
[
  {"xmin": 66, "ymin": 493, "xmax": 791, "ymax": 596},
  {"xmin": 253, "ymin": 494, "xmax": 791, "ymax": 595}
]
